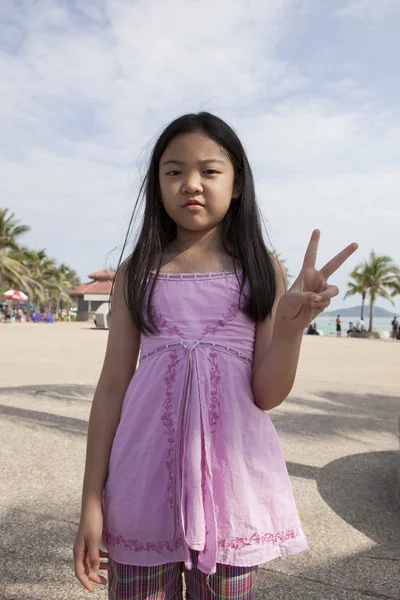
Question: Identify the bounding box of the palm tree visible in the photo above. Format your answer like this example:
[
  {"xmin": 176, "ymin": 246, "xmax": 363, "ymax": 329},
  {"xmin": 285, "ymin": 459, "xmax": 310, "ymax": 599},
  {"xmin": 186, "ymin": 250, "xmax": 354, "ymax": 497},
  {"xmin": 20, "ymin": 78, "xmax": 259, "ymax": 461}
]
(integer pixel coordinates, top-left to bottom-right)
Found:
[
  {"xmin": 0, "ymin": 209, "xmax": 32, "ymax": 292},
  {"xmin": 59, "ymin": 263, "xmax": 80, "ymax": 290},
  {"xmin": 0, "ymin": 208, "xmax": 30, "ymax": 251},
  {"xmin": 1, "ymin": 209, "xmax": 81, "ymax": 314},
  {"xmin": 49, "ymin": 266, "xmax": 79, "ymax": 312},
  {"xmin": 20, "ymin": 249, "xmax": 81, "ymax": 312},
  {"xmin": 360, "ymin": 252, "xmax": 399, "ymax": 332},
  {"xmin": 0, "ymin": 250, "xmax": 32, "ymax": 292},
  {"xmin": 344, "ymin": 266, "xmax": 368, "ymax": 320},
  {"xmin": 389, "ymin": 277, "xmax": 400, "ymax": 299},
  {"xmin": 20, "ymin": 248, "xmax": 61, "ymax": 308}
]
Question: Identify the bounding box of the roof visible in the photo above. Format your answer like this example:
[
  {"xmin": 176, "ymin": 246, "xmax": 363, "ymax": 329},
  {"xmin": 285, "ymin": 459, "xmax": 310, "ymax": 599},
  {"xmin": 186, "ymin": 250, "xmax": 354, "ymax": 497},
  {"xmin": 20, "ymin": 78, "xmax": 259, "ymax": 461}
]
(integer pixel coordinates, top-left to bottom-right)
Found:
[
  {"xmin": 69, "ymin": 279, "xmax": 113, "ymax": 296},
  {"xmin": 87, "ymin": 269, "xmax": 116, "ymax": 280}
]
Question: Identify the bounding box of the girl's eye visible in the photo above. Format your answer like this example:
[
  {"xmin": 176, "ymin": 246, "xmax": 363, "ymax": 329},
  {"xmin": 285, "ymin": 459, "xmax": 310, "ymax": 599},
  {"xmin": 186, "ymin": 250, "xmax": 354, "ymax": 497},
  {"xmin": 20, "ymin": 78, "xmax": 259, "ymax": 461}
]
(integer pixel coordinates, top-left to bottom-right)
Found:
[
  {"xmin": 166, "ymin": 170, "xmax": 182, "ymax": 176},
  {"xmin": 204, "ymin": 169, "xmax": 219, "ymax": 175}
]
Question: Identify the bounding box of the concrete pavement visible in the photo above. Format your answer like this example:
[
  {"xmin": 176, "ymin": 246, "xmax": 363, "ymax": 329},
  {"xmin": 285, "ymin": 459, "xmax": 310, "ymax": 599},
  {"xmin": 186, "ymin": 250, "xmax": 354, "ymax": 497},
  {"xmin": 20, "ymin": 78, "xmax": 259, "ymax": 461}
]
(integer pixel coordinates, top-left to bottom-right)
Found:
[{"xmin": 0, "ymin": 323, "xmax": 399, "ymax": 599}]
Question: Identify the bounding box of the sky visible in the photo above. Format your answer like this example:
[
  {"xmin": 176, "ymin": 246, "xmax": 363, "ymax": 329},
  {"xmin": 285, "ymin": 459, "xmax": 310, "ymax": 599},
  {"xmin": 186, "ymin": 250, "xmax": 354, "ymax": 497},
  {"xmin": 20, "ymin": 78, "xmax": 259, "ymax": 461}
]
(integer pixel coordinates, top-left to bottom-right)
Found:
[{"xmin": 1, "ymin": 0, "xmax": 399, "ymax": 312}]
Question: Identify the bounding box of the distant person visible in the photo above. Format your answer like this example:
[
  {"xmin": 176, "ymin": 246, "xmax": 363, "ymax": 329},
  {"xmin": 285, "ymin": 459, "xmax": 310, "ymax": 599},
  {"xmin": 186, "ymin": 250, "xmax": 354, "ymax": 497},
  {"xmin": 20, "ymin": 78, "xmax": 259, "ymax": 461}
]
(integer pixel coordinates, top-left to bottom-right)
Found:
[
  {"xmin": 307, "ymin": 323, "xmax": 319, "ymax": 335},
  {"xmin": 355, "ymin": 317, "xmax": 366, "ymax": 333},
  {"xmin": 391, "ymin": 316, "xmax": 398, "ymax": 339},
  {"xmin": 5, "ymin": 305, "xmax": 12, "ymax": 322},
  {"xmin": 347, "ymin": 321, "xmax": 354, "ymax": 336},
  {"xmin": 336, "ymin": 314, "xmax": 341, "ymax": 337},
  {"xmin": 72, "ymin": 112, "xmax": 358, "ymax": 597}
]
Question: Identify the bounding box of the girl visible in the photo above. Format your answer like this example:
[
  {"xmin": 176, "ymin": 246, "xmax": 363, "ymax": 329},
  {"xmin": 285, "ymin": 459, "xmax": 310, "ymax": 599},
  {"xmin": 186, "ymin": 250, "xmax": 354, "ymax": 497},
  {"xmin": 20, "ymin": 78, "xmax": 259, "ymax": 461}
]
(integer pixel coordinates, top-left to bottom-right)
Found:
[{"xmin": 73, "ymin": 112, "xmax": 357, "ymax": 599}]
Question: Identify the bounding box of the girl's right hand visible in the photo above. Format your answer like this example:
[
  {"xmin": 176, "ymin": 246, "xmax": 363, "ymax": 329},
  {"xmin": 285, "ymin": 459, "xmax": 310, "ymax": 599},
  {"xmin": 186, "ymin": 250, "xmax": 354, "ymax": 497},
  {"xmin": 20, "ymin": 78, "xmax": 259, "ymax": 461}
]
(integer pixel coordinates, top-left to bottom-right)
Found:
[{"xmin": 73, "ymin": 503, "xmax": 109, "ymax": 592}]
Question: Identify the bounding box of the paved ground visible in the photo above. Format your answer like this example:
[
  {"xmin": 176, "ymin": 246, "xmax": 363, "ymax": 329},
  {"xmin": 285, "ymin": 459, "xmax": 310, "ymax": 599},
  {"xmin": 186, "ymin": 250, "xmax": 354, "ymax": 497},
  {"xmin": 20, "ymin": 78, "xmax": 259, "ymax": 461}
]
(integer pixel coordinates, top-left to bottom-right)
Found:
[{"xmin": 0, "ymin": 323, "xmax": 399, "ymax": 599}]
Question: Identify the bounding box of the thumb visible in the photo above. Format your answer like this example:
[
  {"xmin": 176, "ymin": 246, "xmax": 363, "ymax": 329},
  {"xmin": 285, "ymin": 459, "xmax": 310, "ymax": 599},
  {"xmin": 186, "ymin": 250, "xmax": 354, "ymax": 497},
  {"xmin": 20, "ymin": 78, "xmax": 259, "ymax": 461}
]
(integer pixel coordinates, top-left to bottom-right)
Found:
[{"xmin": 87, "ymin": 540, "xmax": 100, "ymax": 571}]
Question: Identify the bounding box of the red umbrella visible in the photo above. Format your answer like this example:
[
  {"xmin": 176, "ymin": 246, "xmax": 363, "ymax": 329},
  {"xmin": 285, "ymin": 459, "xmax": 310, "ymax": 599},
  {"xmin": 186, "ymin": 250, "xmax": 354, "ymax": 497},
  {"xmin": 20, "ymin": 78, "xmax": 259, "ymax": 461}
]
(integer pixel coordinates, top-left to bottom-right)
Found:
[{"xmin": 1, "ymin": 290, "xmax": 29, "ymax": 302}]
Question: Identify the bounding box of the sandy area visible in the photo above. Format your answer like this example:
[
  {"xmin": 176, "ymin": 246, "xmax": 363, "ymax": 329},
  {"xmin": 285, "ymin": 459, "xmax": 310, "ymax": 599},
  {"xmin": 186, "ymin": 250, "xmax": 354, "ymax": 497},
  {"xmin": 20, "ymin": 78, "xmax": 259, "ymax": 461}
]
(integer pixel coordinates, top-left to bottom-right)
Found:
[{"xmin": 0, "ymin": 322, "xmax": 399, "ymax": 599}]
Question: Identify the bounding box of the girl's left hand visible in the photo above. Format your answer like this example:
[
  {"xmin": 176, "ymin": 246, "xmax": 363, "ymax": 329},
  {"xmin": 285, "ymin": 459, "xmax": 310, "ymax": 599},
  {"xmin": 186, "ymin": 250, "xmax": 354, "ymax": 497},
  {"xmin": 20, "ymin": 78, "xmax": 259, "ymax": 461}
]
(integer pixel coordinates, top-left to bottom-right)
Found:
[{"xmin": 276, "ymin": 230, "xmax": 358, "ymax": 330}]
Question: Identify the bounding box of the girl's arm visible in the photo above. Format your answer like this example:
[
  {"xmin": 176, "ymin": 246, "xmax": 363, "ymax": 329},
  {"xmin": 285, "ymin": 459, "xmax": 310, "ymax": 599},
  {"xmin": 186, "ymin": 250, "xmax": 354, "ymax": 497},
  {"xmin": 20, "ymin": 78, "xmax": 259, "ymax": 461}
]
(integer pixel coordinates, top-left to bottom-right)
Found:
[
  {"xmin": 252, "ymin": 260, "xmax": 300, "ymax": 411},
  {"xmin": 252, "ymin": 315, "xmax": 304, "ymax": 411},
  {"xmin": 80, "ymin": 265, "xmax": 140, "ymax": 511},
  {"xmin": 74, "ymin": 265, "xmax": 140, "ymax": 592},
  {"xmin": 252, "ymin": 231, "xmax": 357, "ymax": 411}
]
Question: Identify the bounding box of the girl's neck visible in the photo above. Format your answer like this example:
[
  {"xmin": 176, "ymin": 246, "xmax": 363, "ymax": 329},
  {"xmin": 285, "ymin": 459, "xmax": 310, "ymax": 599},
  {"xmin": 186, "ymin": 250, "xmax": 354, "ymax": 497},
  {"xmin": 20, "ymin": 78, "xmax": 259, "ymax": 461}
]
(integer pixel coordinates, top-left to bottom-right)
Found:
[
  {"xmin": 169, "ymin": 226, "xmax": 224, "ymax": 254},
  {"xmin": 160, "ymin": 226, "xmax": 237, "ymax": 274}
]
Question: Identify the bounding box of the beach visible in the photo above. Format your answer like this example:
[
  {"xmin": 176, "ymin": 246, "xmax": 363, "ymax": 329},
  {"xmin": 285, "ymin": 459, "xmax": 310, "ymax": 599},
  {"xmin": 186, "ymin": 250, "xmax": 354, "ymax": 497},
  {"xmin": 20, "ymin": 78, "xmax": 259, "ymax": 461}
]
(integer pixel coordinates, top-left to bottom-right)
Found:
[
  {"xmin": 1, "ymin": 322, "xmax": 399, "ymax": 599},
  {"xmin": 309, "ymin": 315, "xmax": 396, "ymax": 337}
]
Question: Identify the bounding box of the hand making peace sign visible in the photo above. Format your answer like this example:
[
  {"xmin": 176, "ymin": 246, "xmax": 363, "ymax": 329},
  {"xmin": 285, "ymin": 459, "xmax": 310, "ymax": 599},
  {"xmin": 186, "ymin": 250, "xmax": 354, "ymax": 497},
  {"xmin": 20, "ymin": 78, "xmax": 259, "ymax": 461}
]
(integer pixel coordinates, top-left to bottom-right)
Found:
[{"xmin": 277, "ymin": 230, "xmax": 359, "ymax": 330}]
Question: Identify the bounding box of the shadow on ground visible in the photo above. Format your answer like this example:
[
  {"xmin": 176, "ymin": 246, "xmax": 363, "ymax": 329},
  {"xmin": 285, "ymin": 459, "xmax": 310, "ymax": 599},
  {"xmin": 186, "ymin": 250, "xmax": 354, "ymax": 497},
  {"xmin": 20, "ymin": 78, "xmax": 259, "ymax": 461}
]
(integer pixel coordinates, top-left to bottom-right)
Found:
[
  {"xmin": 0, "ymin": 384, "xmax": 95, "ymax": 437},
  {"xmin": 286, "ymin": 451, "xmax": 399, "ymax": 545},
  {"xmin": 0, "ymin": 506, "xmax": 101, "ymax": 600},
  {"xmin": 1, "ymin": 386, "xmax": 398, "ymax": 441},
  {"xmin": 0, "ymin": 384, "xmax": 95, "ymax": 403},
  {"xmin": 1, "ymin": 388, "xmax": 399, "ymax": 598},
  {"xmin": 0, "ymin": 404, "xmax": 88, "ymax": 437},
  {"xmin": 267, "ymin": 450, "xmax": 400, "ymax": 599},
  {"xmin": 261, "ymin": 390, "xmax": 400, "ymax": 599},
  {"xmin": 271, "ymin": 390, "xmax": 400, "ymax": 440}
]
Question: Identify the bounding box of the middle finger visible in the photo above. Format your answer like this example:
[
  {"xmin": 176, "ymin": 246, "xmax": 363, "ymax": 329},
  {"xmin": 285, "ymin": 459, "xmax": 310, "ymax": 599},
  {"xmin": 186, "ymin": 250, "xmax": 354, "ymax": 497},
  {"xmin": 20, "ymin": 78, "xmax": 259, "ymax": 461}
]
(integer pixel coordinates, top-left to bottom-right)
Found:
[{"xmin": 320, "ymin": 242, "xmax": 358, "ymax": 279}]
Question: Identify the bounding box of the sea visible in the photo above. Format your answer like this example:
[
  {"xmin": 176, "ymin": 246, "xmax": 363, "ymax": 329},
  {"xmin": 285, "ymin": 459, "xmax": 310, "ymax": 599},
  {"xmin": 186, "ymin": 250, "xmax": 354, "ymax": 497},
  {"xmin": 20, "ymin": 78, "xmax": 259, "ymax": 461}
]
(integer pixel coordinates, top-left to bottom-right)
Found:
[{"xmin": 312, "ymin": 316, "xmax": 395, "ymax": 336}]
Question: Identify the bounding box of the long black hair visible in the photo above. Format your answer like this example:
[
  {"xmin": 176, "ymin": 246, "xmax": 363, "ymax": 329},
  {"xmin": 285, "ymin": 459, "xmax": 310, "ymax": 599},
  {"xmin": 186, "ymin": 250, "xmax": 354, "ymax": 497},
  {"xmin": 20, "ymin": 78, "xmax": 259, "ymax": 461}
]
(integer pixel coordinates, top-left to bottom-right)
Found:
[{"xmin": 114, "ymin": 112, "xmax": 278, "ymax": 334}]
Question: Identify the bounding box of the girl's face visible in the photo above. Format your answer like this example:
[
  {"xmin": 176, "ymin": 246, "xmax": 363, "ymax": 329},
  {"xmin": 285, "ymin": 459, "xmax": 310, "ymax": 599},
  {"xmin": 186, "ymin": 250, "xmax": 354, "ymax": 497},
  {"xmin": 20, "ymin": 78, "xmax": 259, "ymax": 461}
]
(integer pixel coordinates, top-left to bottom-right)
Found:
[{"xmin": 159, "ymin": 131, "xmax": 237, "ymax": 235}]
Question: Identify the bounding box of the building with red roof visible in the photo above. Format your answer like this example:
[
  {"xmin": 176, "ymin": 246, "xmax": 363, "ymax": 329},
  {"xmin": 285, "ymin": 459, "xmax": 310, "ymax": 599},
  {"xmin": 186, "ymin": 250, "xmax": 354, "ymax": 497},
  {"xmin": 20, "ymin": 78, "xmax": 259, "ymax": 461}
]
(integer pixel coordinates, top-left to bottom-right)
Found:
[{"xmin": 69, "ymin": 269, "xmax": 115, "ymax": 321}]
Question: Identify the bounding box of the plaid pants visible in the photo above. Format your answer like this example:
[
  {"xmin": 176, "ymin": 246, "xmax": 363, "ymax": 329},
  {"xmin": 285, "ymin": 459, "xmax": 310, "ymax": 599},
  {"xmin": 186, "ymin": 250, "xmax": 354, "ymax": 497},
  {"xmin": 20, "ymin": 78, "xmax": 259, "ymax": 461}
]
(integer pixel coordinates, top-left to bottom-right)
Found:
[{"xmin": 108, "ymin": 550, "xmax": 258, "ymax": 600}]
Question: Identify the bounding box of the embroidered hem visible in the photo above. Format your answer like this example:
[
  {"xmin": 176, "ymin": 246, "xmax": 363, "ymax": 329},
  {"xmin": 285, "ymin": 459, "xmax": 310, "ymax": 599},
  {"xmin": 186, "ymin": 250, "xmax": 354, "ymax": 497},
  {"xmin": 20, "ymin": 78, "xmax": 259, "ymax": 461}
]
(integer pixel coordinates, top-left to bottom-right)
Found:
[{"xmin": 103, "ymin": 527, "xmax": 303, "ymax": 554}]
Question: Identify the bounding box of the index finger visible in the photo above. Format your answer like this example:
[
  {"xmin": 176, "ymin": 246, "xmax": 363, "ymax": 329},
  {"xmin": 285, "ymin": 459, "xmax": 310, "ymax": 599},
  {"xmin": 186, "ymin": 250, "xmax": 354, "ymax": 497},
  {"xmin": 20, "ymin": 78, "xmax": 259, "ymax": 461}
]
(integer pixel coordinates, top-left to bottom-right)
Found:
[
  {"xmin": 320, "ymin": 242, "xmax": 359, "ymax": 279},
  {"xmin": 302, "ymin": 229, "xmax": 321, "ymax": 270}
]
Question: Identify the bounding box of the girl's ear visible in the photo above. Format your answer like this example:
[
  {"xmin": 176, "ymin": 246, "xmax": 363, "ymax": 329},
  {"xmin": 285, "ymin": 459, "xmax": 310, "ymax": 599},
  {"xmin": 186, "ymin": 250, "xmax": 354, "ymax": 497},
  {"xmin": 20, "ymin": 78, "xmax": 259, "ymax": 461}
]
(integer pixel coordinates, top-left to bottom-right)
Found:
[{"xmin": 232, "ymin": 177, "xmax": 243, "ymax": 199}]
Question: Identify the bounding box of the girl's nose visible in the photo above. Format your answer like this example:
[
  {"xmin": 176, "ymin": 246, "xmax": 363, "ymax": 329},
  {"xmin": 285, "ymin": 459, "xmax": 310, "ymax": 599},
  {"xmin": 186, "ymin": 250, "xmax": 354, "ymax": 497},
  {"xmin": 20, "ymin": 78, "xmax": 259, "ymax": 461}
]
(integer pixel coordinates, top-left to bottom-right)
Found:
[{"xmin": 182, "ymin": 173, "xmax": 203, "ymax": 195}]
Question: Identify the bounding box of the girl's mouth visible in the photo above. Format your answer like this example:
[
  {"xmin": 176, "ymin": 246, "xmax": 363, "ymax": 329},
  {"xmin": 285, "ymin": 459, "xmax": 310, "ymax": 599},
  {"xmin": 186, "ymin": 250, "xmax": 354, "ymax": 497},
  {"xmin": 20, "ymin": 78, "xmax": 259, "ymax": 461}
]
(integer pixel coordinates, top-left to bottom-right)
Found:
[
  {"xmin": 185, "ymin": 204, "xmax": 204, "ymax": 211},
  {"xmin": 184, "ymin": 199, "xmax": 204, "ymax": 210}
]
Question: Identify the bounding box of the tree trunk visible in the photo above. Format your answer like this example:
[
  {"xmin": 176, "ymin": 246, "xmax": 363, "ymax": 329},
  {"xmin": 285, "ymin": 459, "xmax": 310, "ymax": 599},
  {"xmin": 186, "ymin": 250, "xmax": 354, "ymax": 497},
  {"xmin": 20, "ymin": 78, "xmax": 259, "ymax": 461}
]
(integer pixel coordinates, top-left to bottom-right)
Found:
[
  {"xmin": 368, "ymin": 293, "xmax": 375, "ymax": 332},
  {"xmin": 361, "ymin": 292, "xmax": 366, "ymax": 320}
]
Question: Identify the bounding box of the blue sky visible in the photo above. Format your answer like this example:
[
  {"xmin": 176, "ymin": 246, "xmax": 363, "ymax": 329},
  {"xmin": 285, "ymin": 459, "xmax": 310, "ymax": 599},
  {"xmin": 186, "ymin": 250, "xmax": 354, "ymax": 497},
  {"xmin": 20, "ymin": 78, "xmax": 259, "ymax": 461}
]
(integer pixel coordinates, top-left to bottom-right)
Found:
[{"xmin": 1, "ymin": 0, "xmax": 399, "ymax": 311}]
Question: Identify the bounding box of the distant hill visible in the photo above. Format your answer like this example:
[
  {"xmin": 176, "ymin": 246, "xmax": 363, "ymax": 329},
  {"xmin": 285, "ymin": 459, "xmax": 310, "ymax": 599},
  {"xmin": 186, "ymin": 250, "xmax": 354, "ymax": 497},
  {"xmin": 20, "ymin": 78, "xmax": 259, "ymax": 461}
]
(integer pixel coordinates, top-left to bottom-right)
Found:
[{"xmin": 325, "ymin": 305, "xmax": 396, "ymax": 318}]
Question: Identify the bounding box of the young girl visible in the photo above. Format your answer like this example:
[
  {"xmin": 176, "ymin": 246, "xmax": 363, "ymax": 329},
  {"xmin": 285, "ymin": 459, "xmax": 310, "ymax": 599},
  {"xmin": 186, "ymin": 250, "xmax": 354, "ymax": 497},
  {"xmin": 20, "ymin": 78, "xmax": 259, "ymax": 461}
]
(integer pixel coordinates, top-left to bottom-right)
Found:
[{"xmin": 73, "ymin": 112, "xmax": 357, "ymax": 599}]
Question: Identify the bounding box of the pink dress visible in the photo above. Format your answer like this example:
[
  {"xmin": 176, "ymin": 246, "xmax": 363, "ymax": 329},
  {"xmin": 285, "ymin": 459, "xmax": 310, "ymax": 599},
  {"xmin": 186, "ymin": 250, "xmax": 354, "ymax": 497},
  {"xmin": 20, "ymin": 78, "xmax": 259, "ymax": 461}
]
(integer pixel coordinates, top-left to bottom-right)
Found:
[{"xmin": 102, "ymin": 271, "xmax": 308, "ymax": 574}]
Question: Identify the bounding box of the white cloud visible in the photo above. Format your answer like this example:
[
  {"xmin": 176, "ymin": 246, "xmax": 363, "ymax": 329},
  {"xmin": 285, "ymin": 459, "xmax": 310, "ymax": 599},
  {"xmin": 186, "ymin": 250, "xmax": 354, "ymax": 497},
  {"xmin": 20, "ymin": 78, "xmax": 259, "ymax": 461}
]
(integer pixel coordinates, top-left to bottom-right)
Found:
[
  {"xmin": 0, "ymin": 0, "xmax": 399, "ymax": 311},
  {"xmin": 336, "ymin": 0, "xmax": 400, "ymax": 19}
]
